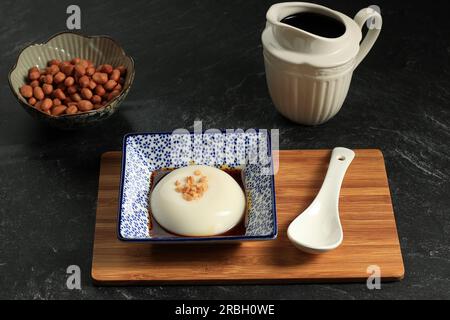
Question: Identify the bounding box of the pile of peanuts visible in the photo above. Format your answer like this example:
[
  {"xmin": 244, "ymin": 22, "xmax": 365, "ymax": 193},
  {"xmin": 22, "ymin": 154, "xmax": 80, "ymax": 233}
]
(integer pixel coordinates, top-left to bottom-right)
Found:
[
  {"xmin": 175, "ymin": 170, "xmax": 209, "ymax": 201},
  {"xmin": 19, "ymin": 58, "xmax": 127, "ymax": 116}
]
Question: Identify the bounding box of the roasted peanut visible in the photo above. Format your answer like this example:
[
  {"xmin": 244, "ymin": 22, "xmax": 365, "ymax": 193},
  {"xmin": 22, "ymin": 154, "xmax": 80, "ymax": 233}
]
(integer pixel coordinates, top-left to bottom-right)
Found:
[
  {"xmin": 88, "ymin": 80, "xmax": 97, "ymax": 90},
  {"xmin": 104, "ymin": 80, "xmax": 117, "ymax": 91},
  {"xmin": 107, "ymin": 90, "xmax": 121, "ymax": 101},
  {"xmin": 48, "ymin": 59, "xmax": 61, "ymax": 66},
  {"xmin": 44, "ymin": 74, "xmax": 53, "ymax": 84},
  {"xmin": 33, "ymin": 86, "xmax": 45, "ymax": 100},
  {"xmin": 67, "ymin": 85, "xmax": 78, "ymax": 95},
  {"xmin": 95, "ymin": 85, "xmax": 106, "ymax": 97},
  {"xmin": 81, "ymin": 60, "xmax": 90, "ymax": 68},
  {"xmin": 91, "ymin": 95, "xmax": 102, "ymax": 105},
  {"xmin": 53, "ymin": 98, "xmax": 62, "ymax": 106},
  {"xmin": 66, "ymin": 105, "xmax": 78, "ymax": 115},
  {"xmin": 71, "ymin": 58, "xmax": 81, "ymax": 65},
  {"xmin": 92, "ymin": 72, "xmax": 108, "ymax": 85},
  {"xmin": 20, "ymin": 85, "xmax": 33, "ymax": 98},
  {"xmin": 81, "ymin": 88, "xmax": 93, "ymax": 100},
  {"xmin": 52, "ymin": 105, "xmax": 67, "ymax": 116},
  {"xmin": 79, "ymin": 75, "xmax": 90, "ymax": 88},
  {"xmin": 86, "ymin": 67, "xmax": 95, "ymax": 76},
  {"xmin": 42, "ymin": 83, "xmax": 53, "ymax": 95},
  {"xmin": 54, "ymin": 72, "xmax": 66, "ymax": 84},
  {"xmin": 64, "ymin": 76, "xmax": 75, "ymax": 87},
  {"xmin": 110, "ymin": 69, "xmax": 121, "ymax": 82},
  {"xmin": 41, "ymin": 98, "xmax": 53, "ymax": 111},
  {"xmin": 101, "ymin": 64, "xmax": 113, "ymax": 74},
  {"xmin": 74, "ymin": 64, "xmax": 86, "ymax": 76},
  {"xmin": 53, "ymin": 88, "xmax": 66, "ymax": 100},
  {"xmin": 61, "ymin": 64, "xmax": 74, "ymax": 76},
  {"xmin": 78, "ymin": 100, "xmax": 94, "ymax": 111},
  {"xmin": 59, "ymin": 61, "xmax": 69, "ymax": 69},
  {"xmin": 71, "ymin": 93, "xmax": 82, "ymax": 102},
  {"xmin": 30, "ymin": 80, "xmax": 40, "ymax": 88},
  {"xmin": 29, "ymin": 69, "xmax": 40, "ymax": 81},
  {"xmin": 28, "ymin": 97, "xmax": 37, "ymax": 106},
  {"xmin": 46, "ymin": 65, "xmax": 60, "ymax": 76}
]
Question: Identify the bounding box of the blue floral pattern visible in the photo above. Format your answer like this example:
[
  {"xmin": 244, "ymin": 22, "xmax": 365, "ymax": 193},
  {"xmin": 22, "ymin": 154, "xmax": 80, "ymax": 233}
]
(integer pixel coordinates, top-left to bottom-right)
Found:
[{"xmin": 118, "ymin": 130, "xmax": 277, "ymax": 241}]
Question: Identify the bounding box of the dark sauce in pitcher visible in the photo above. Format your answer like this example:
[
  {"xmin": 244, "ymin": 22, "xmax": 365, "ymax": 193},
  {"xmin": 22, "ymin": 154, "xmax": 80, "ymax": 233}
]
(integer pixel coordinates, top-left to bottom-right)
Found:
[{"xmin": 281, "ymin": 12, "xmax": 346, "ymax": 38}]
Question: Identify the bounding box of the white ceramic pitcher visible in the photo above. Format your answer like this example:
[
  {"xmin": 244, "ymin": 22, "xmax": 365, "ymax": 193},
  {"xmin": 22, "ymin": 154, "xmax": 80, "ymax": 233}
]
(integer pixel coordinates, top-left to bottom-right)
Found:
[{"xmin": 262, "ymin": 2, "xmax": 382, "ymax": 125}]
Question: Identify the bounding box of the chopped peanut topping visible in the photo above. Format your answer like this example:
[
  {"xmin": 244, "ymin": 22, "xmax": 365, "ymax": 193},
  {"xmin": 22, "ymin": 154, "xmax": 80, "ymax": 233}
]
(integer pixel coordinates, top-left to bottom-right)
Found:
[{"xmin": 176, "ymin": 170, "xmax": 209, "ymax": 201}]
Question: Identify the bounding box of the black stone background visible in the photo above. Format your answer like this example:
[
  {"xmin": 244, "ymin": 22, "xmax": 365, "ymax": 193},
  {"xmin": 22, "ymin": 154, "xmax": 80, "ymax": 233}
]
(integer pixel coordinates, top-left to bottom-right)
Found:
[{"xmin": 0, "ymin": 0, "xmax": 449, "ymax": 299}]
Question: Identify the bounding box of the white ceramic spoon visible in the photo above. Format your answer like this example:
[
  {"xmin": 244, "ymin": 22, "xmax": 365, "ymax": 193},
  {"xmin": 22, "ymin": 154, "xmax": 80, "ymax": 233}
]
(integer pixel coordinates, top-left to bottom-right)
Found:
[{"xmin": 287, "ymin": 147, "xmax": 355, "ymax": 254}]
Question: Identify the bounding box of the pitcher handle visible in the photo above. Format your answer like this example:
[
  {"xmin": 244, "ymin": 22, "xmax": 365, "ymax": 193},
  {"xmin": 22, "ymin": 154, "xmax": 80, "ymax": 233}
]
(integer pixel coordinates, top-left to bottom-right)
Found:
[{"xmin": 354, "ymin": 7, "xmax": 382, "ymax": 69}]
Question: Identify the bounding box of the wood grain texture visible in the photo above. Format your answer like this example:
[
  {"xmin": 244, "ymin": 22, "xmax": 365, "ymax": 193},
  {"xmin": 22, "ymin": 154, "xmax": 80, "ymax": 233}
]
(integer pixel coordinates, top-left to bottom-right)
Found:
[{"xmin": 91, "ymin": 150, "xmax": 404, "ymax": 285}]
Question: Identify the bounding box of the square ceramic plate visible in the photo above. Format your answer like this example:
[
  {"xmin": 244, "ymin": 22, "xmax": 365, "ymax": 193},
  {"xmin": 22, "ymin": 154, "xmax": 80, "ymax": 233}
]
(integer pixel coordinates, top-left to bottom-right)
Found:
[{"xmin": 118, "ymin": 130, "xmax": 277, "ymax": 243}]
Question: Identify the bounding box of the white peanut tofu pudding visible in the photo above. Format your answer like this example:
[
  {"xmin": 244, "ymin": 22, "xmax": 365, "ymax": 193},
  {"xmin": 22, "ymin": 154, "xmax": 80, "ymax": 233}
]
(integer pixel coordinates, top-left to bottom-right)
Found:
[{"xmin": 150, "ymin": 165, "xmax": 246, "ymax": 237}]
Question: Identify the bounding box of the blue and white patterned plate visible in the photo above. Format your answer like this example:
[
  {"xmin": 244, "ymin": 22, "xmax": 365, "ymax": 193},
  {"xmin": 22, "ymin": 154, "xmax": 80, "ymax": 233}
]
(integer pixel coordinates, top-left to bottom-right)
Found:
[{"xmin": 118, "ymin": 130, "xmax": 278, "ymax": 242}]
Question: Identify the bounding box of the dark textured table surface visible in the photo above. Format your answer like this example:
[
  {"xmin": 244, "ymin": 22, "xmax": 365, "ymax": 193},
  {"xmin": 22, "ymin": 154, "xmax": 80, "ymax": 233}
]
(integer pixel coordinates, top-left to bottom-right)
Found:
[{"xmin": 0, "ymin": 0, "xmax": 449, "ymax": 300}]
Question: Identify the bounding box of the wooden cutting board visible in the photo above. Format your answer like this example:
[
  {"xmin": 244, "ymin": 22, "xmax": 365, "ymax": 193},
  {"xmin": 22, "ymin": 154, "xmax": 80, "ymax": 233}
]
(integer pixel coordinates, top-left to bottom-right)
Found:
[{"xmin": 91, "ymin": 150, "xmax": 404, "ymax": 285}]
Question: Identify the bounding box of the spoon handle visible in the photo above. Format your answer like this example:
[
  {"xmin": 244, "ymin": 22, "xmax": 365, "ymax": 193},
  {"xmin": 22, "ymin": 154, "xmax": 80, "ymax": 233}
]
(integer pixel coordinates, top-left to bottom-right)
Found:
[{"xmin": 317, "ymin": 148, "xmax": 355, "ymax": 201}]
